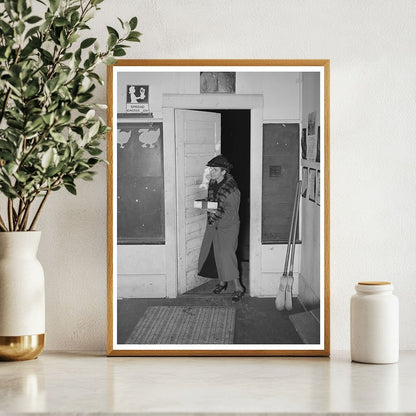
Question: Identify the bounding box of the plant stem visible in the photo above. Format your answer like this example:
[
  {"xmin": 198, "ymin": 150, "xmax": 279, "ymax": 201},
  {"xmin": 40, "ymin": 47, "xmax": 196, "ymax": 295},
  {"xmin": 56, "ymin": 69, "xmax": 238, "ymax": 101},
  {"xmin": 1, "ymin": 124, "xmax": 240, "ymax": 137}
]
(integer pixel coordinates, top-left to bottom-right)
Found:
[
  {"xmin": 28, "ymin": 189, "xmax": 50, "ymax": 231},
  {"xmin": 0, "ymin": 214, "xmax": 8, "ymax": 231},
  {"xmin": 20, "ymin": 200, "xmax": 32, "ymax": 231},
  {"xmin": 7, "ymin": 199, "xmax": 14, "ymax": 231},
  {"xmin": 14, "ymin": 199, "xmax": 28, "ymax": 231}
]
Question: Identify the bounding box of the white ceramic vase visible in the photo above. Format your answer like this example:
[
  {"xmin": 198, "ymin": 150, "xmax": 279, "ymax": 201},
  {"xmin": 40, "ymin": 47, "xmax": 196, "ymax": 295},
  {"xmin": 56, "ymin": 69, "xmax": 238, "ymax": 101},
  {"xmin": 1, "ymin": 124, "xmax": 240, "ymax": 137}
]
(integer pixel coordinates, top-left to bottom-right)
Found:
[{"xmin": 0, "ymin": 231, "xmax": 45, "ymax": 361}]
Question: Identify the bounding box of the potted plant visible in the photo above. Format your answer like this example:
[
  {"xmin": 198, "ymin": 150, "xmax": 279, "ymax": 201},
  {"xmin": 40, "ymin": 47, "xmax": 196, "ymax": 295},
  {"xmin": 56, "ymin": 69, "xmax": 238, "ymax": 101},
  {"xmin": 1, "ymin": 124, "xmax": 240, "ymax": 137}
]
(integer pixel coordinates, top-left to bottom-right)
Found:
[{"xmin": 0, "ymin": 0, "xmax": 140, "ymax": 360}]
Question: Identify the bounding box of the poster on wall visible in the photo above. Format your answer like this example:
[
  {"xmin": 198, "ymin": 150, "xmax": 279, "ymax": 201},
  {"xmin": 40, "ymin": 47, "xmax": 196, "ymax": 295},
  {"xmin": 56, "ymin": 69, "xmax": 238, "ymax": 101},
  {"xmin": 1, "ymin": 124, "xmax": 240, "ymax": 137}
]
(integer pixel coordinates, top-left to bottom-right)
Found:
[
  {"xmin": 126, "ymin": 85, "xmax": 149, "ymax": 113},
  {"xmin": 316, "ymin": 170, "xmax": 320, "ymax": 206},
  {"xmin": 107, "ymin": 60, "xmax": 330, "ymax": 358},
  {"xmin": 301, "ymin": 128, "xmax": 307, "ymax": 160},
  {"xmin": 308, "ymin": 168, "xmax": 316, "ymax": 202},
  {"xmin": 307, "ymin": 134, "xmax": 317, "ymax": 161},
  {"xmin": 308, "ymin": 111, "xmax": 316, "ymax": 135},
  {"xmin": 200, "ymin": 72, "xmax": 236, "ymax": 93},
  {"xmin": 316, "ymin": 126, "xmax": 320, "ymax": 163},
  {"xmin": 302, "ymin": 167, "xmax": 308, "ymax": 198}
]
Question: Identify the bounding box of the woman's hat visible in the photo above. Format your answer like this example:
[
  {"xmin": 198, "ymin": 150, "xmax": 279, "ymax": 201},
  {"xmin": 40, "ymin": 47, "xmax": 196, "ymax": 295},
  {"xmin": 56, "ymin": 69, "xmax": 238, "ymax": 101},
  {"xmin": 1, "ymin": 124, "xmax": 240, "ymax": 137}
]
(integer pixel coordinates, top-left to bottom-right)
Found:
[{"xmin": 206, "ymin": 155, "xmax": 233, "ymax": 170}]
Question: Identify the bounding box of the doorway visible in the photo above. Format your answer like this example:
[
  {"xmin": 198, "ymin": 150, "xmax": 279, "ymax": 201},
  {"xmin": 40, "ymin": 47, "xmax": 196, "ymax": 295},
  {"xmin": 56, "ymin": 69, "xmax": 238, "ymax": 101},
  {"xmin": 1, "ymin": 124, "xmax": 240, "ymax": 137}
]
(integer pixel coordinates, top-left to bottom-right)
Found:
[
  {"xmin": 175, "ymin": 109, "xmax": 251, "ymax": 295},
  {"xmin": 162, "ymin": 94, "xmax": 263, "ymax": 298},
  {"xmin": 201, "ymin": 109, "xmax": 251, "ymax": 291}
]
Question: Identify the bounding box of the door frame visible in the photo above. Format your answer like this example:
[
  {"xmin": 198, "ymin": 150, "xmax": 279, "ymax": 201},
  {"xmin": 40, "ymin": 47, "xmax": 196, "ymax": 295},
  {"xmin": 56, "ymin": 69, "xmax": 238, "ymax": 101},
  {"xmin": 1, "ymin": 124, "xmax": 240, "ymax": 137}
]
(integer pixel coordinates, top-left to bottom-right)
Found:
[{"xmin": 162, "ymin": 94, "xmax": 264, "ymax": 297}]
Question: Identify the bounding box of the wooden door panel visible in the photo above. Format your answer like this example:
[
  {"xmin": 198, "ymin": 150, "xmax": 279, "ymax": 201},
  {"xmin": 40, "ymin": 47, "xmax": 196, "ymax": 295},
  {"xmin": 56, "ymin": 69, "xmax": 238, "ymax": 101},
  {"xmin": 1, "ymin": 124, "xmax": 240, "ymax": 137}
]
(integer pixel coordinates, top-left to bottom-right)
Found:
[{"xmin": 175, "ymin": 109, "xmax": 221, "ymax": 293}]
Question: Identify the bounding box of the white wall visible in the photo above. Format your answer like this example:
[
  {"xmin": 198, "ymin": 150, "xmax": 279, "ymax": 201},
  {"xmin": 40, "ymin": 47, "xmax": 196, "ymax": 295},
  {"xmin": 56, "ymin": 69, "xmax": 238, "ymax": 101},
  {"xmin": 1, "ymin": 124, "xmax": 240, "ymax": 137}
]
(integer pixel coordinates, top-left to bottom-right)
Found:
[
  {"xmin": 37, "ymin": 0, "xmax": 416, "ymax": 351},
  {"xmin": 116, "ymin": 71, "xmax": 300, "ymax": 119},
  {"xmin": 300, "ymin": 72, "xmax": 321, "ymax": 306}
]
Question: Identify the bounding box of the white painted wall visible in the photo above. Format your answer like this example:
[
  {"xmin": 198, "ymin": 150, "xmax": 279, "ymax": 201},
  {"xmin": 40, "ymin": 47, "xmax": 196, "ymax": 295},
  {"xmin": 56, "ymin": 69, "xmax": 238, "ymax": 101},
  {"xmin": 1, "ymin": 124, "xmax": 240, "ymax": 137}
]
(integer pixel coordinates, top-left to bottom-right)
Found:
[
  {"xmin": 35, "ymin": 0, "xmax": 416, "ymax": 351},
  {"xmin": 300, "ymin": 72, "xmax": 321, "ymax": 306},
  {"xmin": 116, "ymin": 71, "xmax": 300, "ymax": 119}
]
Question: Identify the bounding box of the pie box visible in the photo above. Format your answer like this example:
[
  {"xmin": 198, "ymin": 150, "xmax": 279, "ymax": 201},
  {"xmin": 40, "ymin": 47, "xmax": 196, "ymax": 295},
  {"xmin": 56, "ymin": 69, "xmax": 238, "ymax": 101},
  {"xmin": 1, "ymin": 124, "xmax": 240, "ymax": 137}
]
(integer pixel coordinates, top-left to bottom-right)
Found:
[{"xmin": 193, "ymin": 199, "xmax": 218, "ymax": 209}]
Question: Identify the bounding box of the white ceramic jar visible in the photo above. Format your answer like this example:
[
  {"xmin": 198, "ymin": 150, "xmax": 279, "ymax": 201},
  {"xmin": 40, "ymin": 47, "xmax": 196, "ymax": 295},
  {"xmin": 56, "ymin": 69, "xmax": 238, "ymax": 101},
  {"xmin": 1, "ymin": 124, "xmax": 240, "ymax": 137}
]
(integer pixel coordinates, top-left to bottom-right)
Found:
[{"xmin": 350, "ymin": 281, "xmax": 399, "ymax": 364}]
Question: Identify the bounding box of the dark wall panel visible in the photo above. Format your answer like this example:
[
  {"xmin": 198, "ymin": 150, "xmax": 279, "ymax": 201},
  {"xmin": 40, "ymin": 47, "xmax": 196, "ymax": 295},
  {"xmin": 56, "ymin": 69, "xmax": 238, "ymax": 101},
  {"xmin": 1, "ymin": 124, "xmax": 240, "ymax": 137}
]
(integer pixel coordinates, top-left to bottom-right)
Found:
[{"xmin": 262, "ymin": 123, "xmax": 299, "ymax": 243}]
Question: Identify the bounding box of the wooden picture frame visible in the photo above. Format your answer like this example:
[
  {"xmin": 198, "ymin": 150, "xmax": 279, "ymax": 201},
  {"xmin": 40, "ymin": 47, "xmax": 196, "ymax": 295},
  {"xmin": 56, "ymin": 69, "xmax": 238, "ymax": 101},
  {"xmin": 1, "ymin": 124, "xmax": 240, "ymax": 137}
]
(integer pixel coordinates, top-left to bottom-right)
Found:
[{"xmin": 107, "ymin": 60, "xmax": 330, "ymax": 356}]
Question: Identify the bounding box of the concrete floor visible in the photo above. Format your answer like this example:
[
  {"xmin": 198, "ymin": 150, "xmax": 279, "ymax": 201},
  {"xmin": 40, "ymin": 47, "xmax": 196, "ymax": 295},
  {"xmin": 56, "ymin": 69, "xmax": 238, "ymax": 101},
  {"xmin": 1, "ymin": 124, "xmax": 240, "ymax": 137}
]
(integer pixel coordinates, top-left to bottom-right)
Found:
[
  {"xmin": 117, "ymin": 293, "xmax": 305, "ymax": 345},
  {"xmin": 117, "ymin": 265, "xmax": 313, "ymax": 345}
]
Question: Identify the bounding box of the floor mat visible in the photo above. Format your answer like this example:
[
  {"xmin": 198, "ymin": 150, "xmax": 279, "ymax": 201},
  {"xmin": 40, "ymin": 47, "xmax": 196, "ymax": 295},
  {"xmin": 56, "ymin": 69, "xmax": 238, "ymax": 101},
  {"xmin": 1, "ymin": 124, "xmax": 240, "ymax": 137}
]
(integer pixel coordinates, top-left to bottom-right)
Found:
[
  {"xmin": 289, "ymin": 311, "xmax": 320, "ymax": 344},
  {"xmin": 125, "ymin": 306, "xmax": 236, "ymax": 344}
]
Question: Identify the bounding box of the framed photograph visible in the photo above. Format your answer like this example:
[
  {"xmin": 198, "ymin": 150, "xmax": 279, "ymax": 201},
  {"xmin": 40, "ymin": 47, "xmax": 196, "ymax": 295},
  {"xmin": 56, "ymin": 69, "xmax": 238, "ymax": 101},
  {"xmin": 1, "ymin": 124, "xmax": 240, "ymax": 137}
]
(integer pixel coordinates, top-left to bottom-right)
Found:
[
  {"xmin": 316, "ymin": 170, "xmax": 321, "ymax": 206},
  {"xmin": 107, "ymin": 60, "xmax": 330, "ymax": 356},
  {"xmin": 302, "ymin": 167, "xmax": 308, "ymax": 198},
  {"xmin": 308, "ymin": 168, "xmax": 317, "ymax": 202}
]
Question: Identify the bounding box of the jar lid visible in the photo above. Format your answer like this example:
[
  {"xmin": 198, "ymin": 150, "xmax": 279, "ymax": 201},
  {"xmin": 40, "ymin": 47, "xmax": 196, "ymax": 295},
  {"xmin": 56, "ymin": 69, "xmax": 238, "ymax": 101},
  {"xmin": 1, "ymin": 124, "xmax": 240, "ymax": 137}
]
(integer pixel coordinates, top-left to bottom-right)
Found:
[{"xmin": 355, "ymin": 281, "xmax": 393, "ymax": 293}]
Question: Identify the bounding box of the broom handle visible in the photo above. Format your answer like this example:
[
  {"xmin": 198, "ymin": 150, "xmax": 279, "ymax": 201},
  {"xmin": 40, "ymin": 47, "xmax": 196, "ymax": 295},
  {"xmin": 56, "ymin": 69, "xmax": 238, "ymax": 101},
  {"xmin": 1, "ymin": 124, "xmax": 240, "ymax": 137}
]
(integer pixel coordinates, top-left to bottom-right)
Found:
[
  {"xmin": 283, "ymin": 181, "xmax": 301, "ymax": 275},
  {"xmin": 288, "ymin": 181, "xmax": 301, "ymax": 275}
]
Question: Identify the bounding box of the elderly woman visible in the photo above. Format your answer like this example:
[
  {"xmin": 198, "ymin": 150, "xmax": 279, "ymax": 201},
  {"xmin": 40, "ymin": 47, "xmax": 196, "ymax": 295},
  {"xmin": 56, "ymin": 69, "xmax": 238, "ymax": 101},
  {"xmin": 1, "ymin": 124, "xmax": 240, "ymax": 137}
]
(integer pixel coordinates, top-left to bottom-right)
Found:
[{"xmin": 198, "ymin": 155, "xmax": 245, "ymax": 302}]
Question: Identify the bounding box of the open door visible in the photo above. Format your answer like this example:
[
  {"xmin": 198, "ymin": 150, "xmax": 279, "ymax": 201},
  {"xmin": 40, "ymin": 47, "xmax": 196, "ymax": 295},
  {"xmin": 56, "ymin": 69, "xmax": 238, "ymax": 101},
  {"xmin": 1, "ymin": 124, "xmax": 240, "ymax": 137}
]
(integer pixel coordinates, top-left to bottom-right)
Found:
[{"xmin": 175, "ymin": 109, "xmax": 221, "ymax": 294}]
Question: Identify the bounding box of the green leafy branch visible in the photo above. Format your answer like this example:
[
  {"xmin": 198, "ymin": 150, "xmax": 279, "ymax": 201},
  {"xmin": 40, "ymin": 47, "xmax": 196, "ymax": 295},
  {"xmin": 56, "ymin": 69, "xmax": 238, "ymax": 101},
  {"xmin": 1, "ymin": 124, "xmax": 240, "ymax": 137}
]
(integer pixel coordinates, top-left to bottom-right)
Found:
[{"xmin": 0, "ymin": 0, "xmax": 141, "ymax": 231}]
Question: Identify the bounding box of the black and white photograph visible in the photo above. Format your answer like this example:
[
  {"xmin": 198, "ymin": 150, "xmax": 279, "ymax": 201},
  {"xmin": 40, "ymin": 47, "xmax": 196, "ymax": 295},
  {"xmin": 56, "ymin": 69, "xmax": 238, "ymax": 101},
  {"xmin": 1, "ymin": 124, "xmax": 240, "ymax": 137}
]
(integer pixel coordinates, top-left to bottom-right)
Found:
[{"xmin": 107, "ymin": 60, "xmax": 329, "ymax": 356}]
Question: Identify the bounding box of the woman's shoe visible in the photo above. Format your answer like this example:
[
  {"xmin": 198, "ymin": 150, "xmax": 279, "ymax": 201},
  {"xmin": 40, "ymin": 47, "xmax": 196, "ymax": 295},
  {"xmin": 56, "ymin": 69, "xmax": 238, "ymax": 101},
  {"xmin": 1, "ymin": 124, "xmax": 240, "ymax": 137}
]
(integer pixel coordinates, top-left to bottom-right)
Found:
[
  {"xmin": 213, "ymin": 283, "xmax": 228, "ymax": 294},
  {"xmin": 231, "ymin": 290, "xmax": 245, "ymax": 303}
]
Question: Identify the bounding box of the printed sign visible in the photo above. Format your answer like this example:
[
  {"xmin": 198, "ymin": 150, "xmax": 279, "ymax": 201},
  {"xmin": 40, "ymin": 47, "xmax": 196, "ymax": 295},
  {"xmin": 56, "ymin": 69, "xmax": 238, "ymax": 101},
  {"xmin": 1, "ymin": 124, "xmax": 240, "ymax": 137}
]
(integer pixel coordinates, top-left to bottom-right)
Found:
[{"xmin": 126, "ymin": 85, "xmax": 149, "ymax": 113}]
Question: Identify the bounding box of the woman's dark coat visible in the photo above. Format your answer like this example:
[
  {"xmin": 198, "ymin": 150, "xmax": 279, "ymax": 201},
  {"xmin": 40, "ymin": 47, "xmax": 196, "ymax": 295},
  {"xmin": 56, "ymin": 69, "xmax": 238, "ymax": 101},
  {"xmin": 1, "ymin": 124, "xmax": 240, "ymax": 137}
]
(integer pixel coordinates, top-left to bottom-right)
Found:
[{"xmin": 198, "ymin": 175, "xmax": 240, "ymax": 282}]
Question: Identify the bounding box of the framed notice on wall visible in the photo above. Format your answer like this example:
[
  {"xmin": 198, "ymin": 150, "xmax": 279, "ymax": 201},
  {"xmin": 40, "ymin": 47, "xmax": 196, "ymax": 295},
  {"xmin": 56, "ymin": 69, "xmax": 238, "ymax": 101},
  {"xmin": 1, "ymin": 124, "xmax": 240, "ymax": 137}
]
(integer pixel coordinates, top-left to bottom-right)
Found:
[{"xmin": 126, "ymin": 85, "xmax": 149, "ymax": 113}]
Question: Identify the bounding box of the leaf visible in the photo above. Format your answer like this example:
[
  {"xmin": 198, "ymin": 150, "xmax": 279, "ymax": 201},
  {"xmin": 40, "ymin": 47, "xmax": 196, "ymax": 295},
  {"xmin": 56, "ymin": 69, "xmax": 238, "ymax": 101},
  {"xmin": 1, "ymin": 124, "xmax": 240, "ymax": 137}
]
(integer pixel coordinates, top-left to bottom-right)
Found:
[
  {"xmin": 0, "ymin": 183, "xmax": 18, "ymax": 198},
  {"xmin": 88, "ymin": 120, "xmax": 100, "ymax": 138},
  {"xmin": 0, "ymin": 20, "xmax": 13, "ymax": 35},
  {"xmin": 129, "ymin": 16, "xmax": 138, "ymax": 30},
  {"xmin": 49, "ymin": 0, "xmax": 60, "ymax": 13},
  {"xmin": 87, "ymin": 147, "xmax": 102, "ymax": 156},
  {"xmin": 103, "ymin": 56, "xmax": 117, "ymax": 65},
  {"xmin": 16, "ymin": 21, "xmax": 25, "ymax": 35},
  {"xmin": 42, "ymin": 112, "xmax": 55, "ymax": 125},
  {"xmin": 77, "ymin": 171, "xmax": 95, "ymax": 181},
  {"xmin": 126, "ymin": 33, "xmax": 141, "ymax": 42},
  {"xmin": 17, "ymin": 0, "xmax": 25, "ymax": 13},
  {"xmin": 83, "ymin": 8, "xmax": 95, "ymax": 22},
  {"xmin": 26, "ymin": 15, "xmax": 42, "ymax": 24},
  {"xmin": 70, "ymin": 11, "xmax": 80, "ymax": 26},
  {"xmin": 106, "ymin": 26, "xmax": 119, "ymax": 39},
  {"xmin": 25, "ymin": 117, "xmax": 44, "ymax": 133},
  {"xmin": 14, "ymin": 171, "xmax": 29, "ymax": 183},
  {"xmin": 64, "ymin": 183, "xmax": 77, "ymax": 195},
  {"xmin": 117, "ymin": 17, "xmax": 125, "ymax": 29},
  {"xmin": 113, "ymin": 47, "xmax": 126, "ymax": 57},
  {"xmin": 45, "ymin": 164, "xmax": 63, "ymax": 177},
  {"xmin": 50, "ymin": 131, "xmax": 67, "ymax": 143},
  {"xmin": 41, "ymin": 148, "xmax": 54, "ymax": 169},
  {"xmin": 54, "ymin": 17, "xmax": 69, "ymax": 27},
  {"xmin": 85, "ymin": 109, "xmax": 95, "ymax": 119},
  {"xmin": 107, "ymin": 33, "xmax": 117, "ymax": 49},
  {"xmin": 68, "ymin": 33, "xmax": 80, "ymax": 44},
  {"xmin": 80, "ymin": 37, "xmax": 96, "ymax": 49},
  {"xmin": 5, "ymin": 162, "xmax": 18, "ymax": 176},
  {"xmin": 59, "ymin": 29, "xmax": 67, "ymax": 47}
]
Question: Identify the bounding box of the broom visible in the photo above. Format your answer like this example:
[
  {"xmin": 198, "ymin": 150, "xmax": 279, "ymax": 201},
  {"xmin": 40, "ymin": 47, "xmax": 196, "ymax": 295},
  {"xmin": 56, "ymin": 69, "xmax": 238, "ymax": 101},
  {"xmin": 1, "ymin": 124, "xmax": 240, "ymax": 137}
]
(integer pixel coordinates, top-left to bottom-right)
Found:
[{"xmin": 275, "ymin": 181, "xmax": 301, "ymax": 311}]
